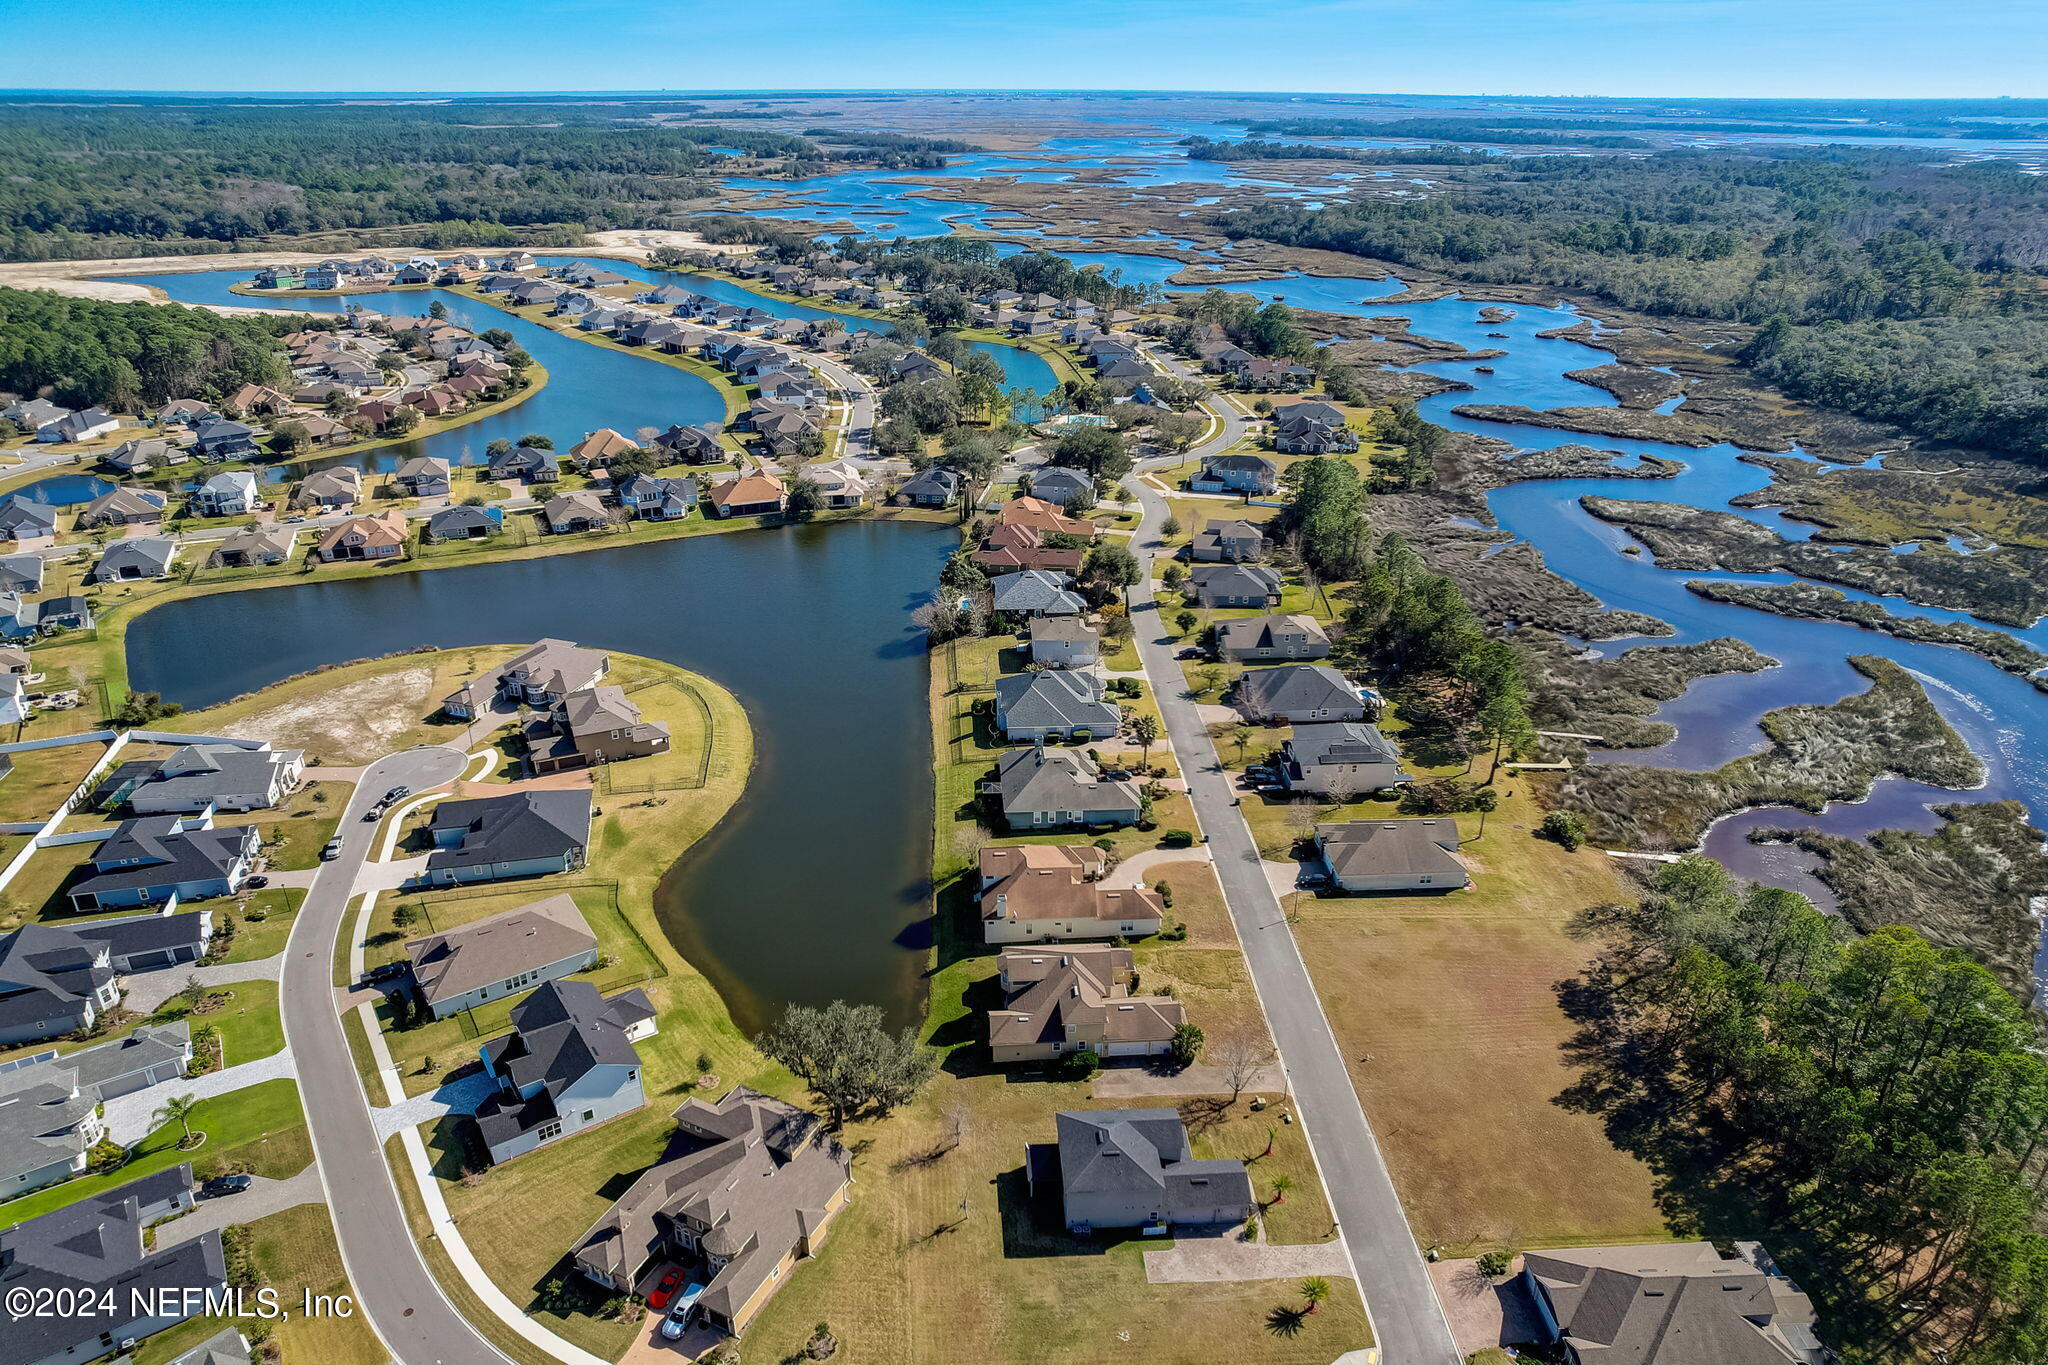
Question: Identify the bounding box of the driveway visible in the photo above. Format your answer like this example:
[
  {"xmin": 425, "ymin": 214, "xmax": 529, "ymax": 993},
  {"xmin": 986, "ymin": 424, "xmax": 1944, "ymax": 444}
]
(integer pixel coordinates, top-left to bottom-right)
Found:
[
  {"xmin": 371, "ymin": 1069, "xmax": 497, "ymax": 1139},
  {"xmin": 1092, "ymin": 1059, "xmax": 1286, "ymax": 1100},
  {"xmin": 122, "ymin": 952, "xmax": 285, "ymax": 1016},
  {"xmin": 1142, "ymin": 1228, "xmax": 1352, "ymax": 1284},
  {"xmin": 1428, "ymin": 1257, "xmax": 1545, "ymax": 1355},
  {"xmin": 158, "ymin": 1164, "xmax": 324, "ymax": 1250},
  {"xmin": 103, "ymin": 1047, "xmax": 296, "ymax": 1145}
]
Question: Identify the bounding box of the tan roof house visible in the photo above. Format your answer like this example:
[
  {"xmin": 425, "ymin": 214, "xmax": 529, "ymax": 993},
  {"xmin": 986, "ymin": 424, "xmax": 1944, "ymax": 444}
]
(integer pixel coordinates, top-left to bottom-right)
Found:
[
  {"xmin": 316, "ymin": 510, "xmax": 408, "ymax": 561},
  {"xmin": 571, "ymin": 1087, "xmax": 852, "ymax": 1338},
  {"xmin": 988, "ymin": 945, "xmax": 1183, "ymax": 1063},
  {"xmin": 569, "ymin": 428, "xmax": 637, "ymax": 471},
  {"xmin": 705, "ymin": 470, "xmax": 786, "ymax": 519},
  {"xmin": 293, "ymin": 465, "xmax": 363, "ymax": 510},
  {"xmin": 978, "ymin": 845, "xmax": 1162, "ymax": 944},
  {"xmin": 403, "ymin": 894, "xmax": 599, "ymax": 1018},
  {"xmin": 528, "ymin": 685, "xmax": 672, "ymax": 775}
]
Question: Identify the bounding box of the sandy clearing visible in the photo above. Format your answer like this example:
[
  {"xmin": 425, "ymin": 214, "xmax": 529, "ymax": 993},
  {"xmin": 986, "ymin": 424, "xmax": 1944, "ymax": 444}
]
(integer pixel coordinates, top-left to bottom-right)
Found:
[{"xmin": 217, "ymin": 666, "xmax": 438, "ymax": 763}]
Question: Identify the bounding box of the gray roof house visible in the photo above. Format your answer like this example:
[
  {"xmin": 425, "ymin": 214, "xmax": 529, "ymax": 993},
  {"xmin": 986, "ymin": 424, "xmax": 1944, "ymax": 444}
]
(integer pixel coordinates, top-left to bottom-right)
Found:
[
  {"xmin": 1029, "ymin": 616, "xmax": 1102, "ymax": 669},
  {"xmin": 0, "ymin": 1023, "xmax": 191, "ymax": 1194},
  {"xmin": 1027, "ymin": 1109, "xmax": 1253, "ymax": 1235},
  {"xmin": 1520, "ymin": 1241, "xmax": 1827, "ymax": 1365},
  {"xmin": 0, "ymin": 1167, "xmax": 224, "ymax": 1365},
  {"xmin": 0, "ymin": 497, "xmax": 59, "ymax": 541},
  {"xmin": 90, "ymin": 742, "xmax": 304, "ymax": 815},
  {"xmin": 1189, "ymin": 563, "xmax": 1283, "ymax": 609},
  {"xmin": 443, "ymin": 638, "xmax": 609, "ymax": 718},
  {"xmin": 0, "ymin": 923, "xmax": 121, "ymax": 1046},
  {"xmin": 571, "ymin": 1087, "xmax": 852, "ymax": 1338},
  {"xmin": 1278, "ymin": 722, "xmax": 1408, "ymax": 796},
  {"xmin": 473, "ymin": 979, "xmax": 654, "ymax": 1163},
  {"xmin": 990, "ymin": 569, "xmax": 1085, "ymax": 617},
  {"xmin": 895, "ymin": 465, "xmax": 961, "ymax": 508},
  {"xmin": 1191, "ymin": 518, "xmax": 1267, "ymax": 564},
  {"xmin": 69, "ymin": 817, "xmax": 258, "ymax": 912},
  {"xmin": 210, "ymin": 524, "xmax": 297, "ymax": 568},
  {"xmin": 0, "ymin": 552, "xmax": 45, "ymax": 594},
  {"xmin": 989, "ymin": 747, "xmax": 1143, "ymax": 831},
  {"xmin": 995, "ymin": 670, "xmax": 1122, "ymax": 743},
  {"xmin": 1191, "ymin": 452, "xmax": 1279, "ymax": 495},
  {"xmin": 1024, "ymin": 466, "xmax": 1095, "ymax": 506},
  {"xmin": 614, "ymin": 474, "xmax": 698, "ymax": 522},
  {"xmin": 424, "ymin": 789, "xmax": 593, "ymax": 886},
  {"xmin": 1235, "ymin": 663, "xmax": 1370, "ymax": 723},
  {"xmin": 1215, "ymin": 613, "xmax": 1331, "ymax": 663},
  {"xmin": 425, "ymin": 504, "xmax": 501, "ymax": 542},
  {"xmin": 168, "ymin": 1329, "xmax": 256, "ymax": 1365},
  {"xmin": 1314, "ymin": 820, "xmax": 1469, "ymax": 893},
  {"xmin": 77, "ymin": 485, "xmax": 168, "ymax": 529},
  {"xmin": 89, "ymin": 535, "xmax": 178, "ymax": 583},
  {"xmin": 1273, "ymin": 401, "xmax": 1359, "ymax": 456},
  {"xmin": 393, "ymin": 455, "xmax": 453, "ymax": 497},
  {"xmin": 190, "ymin": 469, "xmax": 260, "ymax": 517},
  {"xmin": 404, "ymin": 893, "xmax": 598, "ymax": 1019}
]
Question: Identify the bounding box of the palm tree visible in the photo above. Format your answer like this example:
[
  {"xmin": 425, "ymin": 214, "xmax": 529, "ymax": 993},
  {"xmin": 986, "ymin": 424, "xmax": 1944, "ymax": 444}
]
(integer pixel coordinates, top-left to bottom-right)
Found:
[
  {"xmin": 153, "ymin": 1093, "xmax": 201, "ymax": 1149},
  {"xmin": 1300, "ymin": 1277, "xmax": 1330, "ymax": 1315},
  {"xmin": 1130, "ymin": 713, "xmax": 1161, "ymax": 767},
  {"xmin": 1230, "ymin": 724, "xmax": 1254, "ymax": 764},
  {"xmin": 1268, "ymin": 1173, "xmax": 1294, "ymax": 1207}
]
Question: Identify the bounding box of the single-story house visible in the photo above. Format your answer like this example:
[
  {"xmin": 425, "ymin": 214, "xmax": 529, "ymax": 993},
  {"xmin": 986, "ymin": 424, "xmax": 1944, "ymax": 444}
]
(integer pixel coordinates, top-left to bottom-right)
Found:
[
  {"xmin": 39, "ymin": 406, "xmax": 120, "ymax": 444},
  {"xmin": 92, "ymin": 742, "xmax": 303, "ymax": 814},
  {"xmin": 1314, "ymin": 819, "xmax": 1470, "ymax": 893},
  {"xmin": 104, "ymin": 437, "xmax": 179, "ymax": 476},
  {"xmin": 89, "ymin": 535, "xmax": 178, "ymax": 582},
  {"xmin": 473, "ymin": 979, "xmax": 654, "ymax": 1163},
  {"xmin": 805, "ymin": 460, "xmax": 870, "ymax": 509},
  {"xmin": 989, "ymin": 945, "xmax": 1181, "ymax": 1063},
  {"xmin": 69, "ymin": 816, "xmax": 259, "ymax": 911},
  {"xmin": 487, "ymin": 446, "xmax": 561, "ymax": 484},
  {"xmin": 0, "ymin": 552, "xmax": 45, "ymax": 594},
  {"xmin": 988, "ymin": 747, "xmax": 1143, "ymax": 831},
  {"xmin": 76, "ymin": 485, "xmax": 168, "ymax": 529},
  {"xmin": 1519, "ymin": 1241, "xmax": 1829, "ymax": 1365},
  {"xmin": 1026, "ymin": 1109, "xmax": 1252, "ymax": 1235},
  {"xmin": 570, "ymin": 429, "xmax": 638, "ymax": 471},
  {"xmin": 1235, "ymin": 664, "xmax": 1370, "ymax": 724},
  {"xmin": 990, "ymin": 569, "xmax": 1085, "ymax": 618},
  {"xmin": 895, "ymin": 465, "xmax": 961, "ymax": 508},
  {"xmin": 1215, "ymin": 614, "xmax": 1331, "ymax": 663},
  {"xmin": 995, "ymin": 670, "xmax": 1122, "ymax": 744},
  {"xmin": 0, "ymin": 496, "xmax": 59, "ymax": 542},
  {"xmin": 211, "ymin": 523, "xmax": 298, "ymax": 568},
  {"xmin": 317, "ymin": 510, "xmax": 409, "ymax": 561},
  {"xmin": 978, "ymin": 845, "xmax": 1161, "ymax": 944},
  {"xmin": 294, "ymin": 465, "xmax": 363, "ymax": 510},
  {"xmin": 545, "ymin": 490, "xmax": 614, "ymax": 535},
  {"xmin": 425, "ymin": 504, "xmax": 501, "ymax": 542},
  {"xmin": 1188, "ymin": 563, "xmax": 1283, "ymax": 609},
  {"xmin": 404, "ymin": 893, "xmax": 599, "ymax": 1019},
  {"xmin": 423, "ymin": 789, "xmax": 593, "ymax": 886},
  {"xmin": 705, "ymin": 471, "xmax": 786, "ymax": 519},
  {"xmin": 0, "ymin": 1024, "xmax": 193, "ymax": 1193}
]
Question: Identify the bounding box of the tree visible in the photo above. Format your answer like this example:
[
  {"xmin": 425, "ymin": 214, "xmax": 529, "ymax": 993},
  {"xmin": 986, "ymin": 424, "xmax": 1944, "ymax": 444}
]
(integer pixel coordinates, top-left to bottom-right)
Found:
[
  {"xmin": 1129, "ymin": 713, "xmax": 1161, "ymax": 766},
  {"xmin": 1274, "ymin": 455, "xmax": 1370, "ymax": 582},
  {"xmin": 1048, "ymin": 424, "xmax": 1132, "ymax": 482},
  {"xmin": 384, "ymin": 405, "xmax": 420, "ymax": 434},
  {"xmin": 1229, "ymin": 724, "xmax": 1255, "ymax": 764},
  {"xmin": 755, "ymin": 1000, "xmax": 937, "ymax": 1128},
  {"xmin": 109, "ymin": 690, "xmax": 183, "ymax": 728},
  {"xmin": 1169, "ymin": 1022, "xmax": 1205, "ymax": 1068},
  {"xmin": 1300, "ymin": 1277, "xmax": 1330, "ymax": 1314},
  {"xmin": 1215, "ymin": 1028, "xmax": 1277, "ymax": 1104},
  {"xmin": 516, "ymin": 432, "xmax": 553, "ymax": 449},
  {"xmin": 1174, "ymin": 609, "xmax": 1198, "ymax": 637},
  {"xmin": 786, "ymin": 476, "xmax": 827, "ymax": 521},
  {"xmin": 153, "ymin": 1093, "xmax": 201, "ymax": 1148},
  {"xmin": 1541, "ymin": 810, "xmax": 1588, "ymax": 851},
  {"xmin": 1268, "ymin": 1174, "xmax": 1294, "ymax": 1206},
  {"xmin": 1082, "ymin": 541, "xmax": 1140, "ymax": 605},
  {"xmin": 270, "ymin": 420, "xmax": 309, "ymax": 455},
  {"xmin": 1061, "ymin": 486, "xmax": 1098, "ymax": 517},
  {"xmin": 427, "ymin": 300, "xmax": 448, "ymax": 320},
  {"xmin": 485, "ymin": 438, "xmax": 513, "ymax": 458},
  {"xmin": 1153, "ymin": 410, "xmax": 1205, "ymax": 452},
  {"xmin": 1160, "ymin": 514, "xmax": 1182, "ymax": 540},
  {"xmin": 479, "ymin": 328, "xmax": 513, "ymax": 349}
]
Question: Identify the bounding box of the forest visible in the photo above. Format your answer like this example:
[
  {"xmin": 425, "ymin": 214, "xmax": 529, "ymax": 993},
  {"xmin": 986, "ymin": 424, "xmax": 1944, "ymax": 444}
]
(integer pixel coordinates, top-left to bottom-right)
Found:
[
  {"xmin": 0, "ymin": 288, "xmax": 296, "ymax": 411},
  {"xmin": 1212, "ymin": 148, "xmax": 2048, "ymax": 458}
]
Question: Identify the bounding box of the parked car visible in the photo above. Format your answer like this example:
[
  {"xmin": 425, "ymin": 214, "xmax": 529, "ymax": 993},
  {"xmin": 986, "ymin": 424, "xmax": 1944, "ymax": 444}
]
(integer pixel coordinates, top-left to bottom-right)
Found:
[
  {"xmin": 646, "ymin": 1266, "xmax": 686, "ymax": 1311},
  {"xmin": 243, "ymin": 875, "xmax": 269, "ymax": 890},
  {"xmin": 362, "ymin": 960, "xmax": 408, "ymax": 985},
  {"xmin": 659, "ymin": 1283, "xmax": 708, "ymax": 1340},
  {"xmin": 320, "ymin": 838, "xmax": 343, "ymax": 860},
  {"xmin": 386, "ymin": 785, "xmax": 411, "ymax": 800},
  {"xmin": 1176, "ymin": 646, "xmax": 1206, "ymax": 659},
  {"xmin": 199, "ymin": 1174, "xmax": 252, "ymax": 1199}
]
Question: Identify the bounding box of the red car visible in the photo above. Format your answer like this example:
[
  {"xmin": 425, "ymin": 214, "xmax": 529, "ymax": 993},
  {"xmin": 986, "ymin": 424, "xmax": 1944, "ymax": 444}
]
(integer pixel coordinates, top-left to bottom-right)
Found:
[{"xmin": 646, "ymin": 1267, "xmax": 685, "ymax": 1311}]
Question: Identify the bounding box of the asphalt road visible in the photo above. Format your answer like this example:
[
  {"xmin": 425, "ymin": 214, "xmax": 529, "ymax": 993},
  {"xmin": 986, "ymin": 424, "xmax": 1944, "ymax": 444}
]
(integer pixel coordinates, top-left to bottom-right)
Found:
[
  {"xmin": 276, "ymin": 743, "xmax": 508, "ymax": 1365},
  {"xmin": 1126, "ymin": 401, "xmax": 1462, "ymax": 1363}
]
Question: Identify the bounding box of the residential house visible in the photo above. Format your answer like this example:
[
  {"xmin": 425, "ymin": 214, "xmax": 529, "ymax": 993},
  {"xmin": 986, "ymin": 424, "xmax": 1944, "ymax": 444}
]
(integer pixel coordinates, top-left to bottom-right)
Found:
[
  {"xmin": 0, "ymin": 554, "xmax": 42, "ymax": 593},
  {"xmin": 570, "ymin": 429, "xmax": 638, "ymax": 472},
  {"xmin": 293, "ymin": 465, "xmax": 362, "ymax": 511},
  {"xmin": 403, "ymin": 894, "xmax": 599, "ymax": 1019},
  {"xmin": 978, "ymin": 845, "xmax": 1161, "ymax": 944},
  {"xmin": 68, "ymin": 815, "xmax": 259, "ymax": 911},
  {"xmin": 527, "ymin": 685, "xmax": 672, "ymax": 775},
  {"xmin": 425, "ymin": 504, "xmax": 501, "ymax": 543},
  {"xmin": 894, "ymin": 465, "xmax": 960, "ymax": 508},
  {"xmin": 301, "ymin": 265, "xmax": 342, "ymax": 290},
  {"xmin": 995, "ymin": 670, "xmax": 1122, "ymax": 743},
  {"xmin": 1314, "ymin": 820, "xmax": 1470, "ymax": 893},
  {"xmin": 998, "ymin": 496, "xmax": 1098, "ymax": 540},
  {"xmin": 1023, "ymin": 466, "xmax": 1094, "ymax": 507},
  {"xmin": 1232, "ymin": 356, "xmax": 1315, "ymax": 391},
  {"xmin": 1277, "ymin": 723, "xmax": 1408, "ymax": 796},
  {"xmin": 190, "ymin": 469, "xmax": 260, "ymax": 517},
  {"xmin": 0, "ymin": 916, "xmax": 214, "ymax": 1044},
  {"xmin": 1188, "ymin": 563, "xmax": 1283, "ymax": 609},
  {"xmin": 614, "ymin": 474, "xmax": 697, "ymax": 522},
  {"xmin": 804, "ymin": 460, "xmax": 870, "ymax": 509},
  {"xmin": 1026, "ymin": 1109, "xmax": 1253, "ymax": 1234},
  {"xmin": 988, "ymin": 945, "xmax": 1181, "ymax": 1063},
  {"xmin": 988, "ymin": 746, "xmax": 1143, "ymax": 831},
  {"xmin": 473, "ymin": 979, "xmax": 654, "ymax": 1163},
  {"xmin": 1519, "ymin": 1241, "xmax": 1828, "ymax": 1365},
  {"xmin": 1190, "ymin": 452, "xmax": 1279, "ymax": 496},
  {"xmin": 226, "ymin": 384, "xmax": 291, "ymax": 416},
  {"xmin": 423, "ymin": 789, "xmax": 593, "ymax": 886},
  {"xmin": 487, "ymin": 446, "xmax": 560, "ymax": 484},
  {"xmin": 316, "ymin": 510, "xmax": 408, "ymax": 561},
  {"xmin": 91, "ymin": 743, "xmax": 302, "ymax": 815},
  {"xmin": 972, "ymin": 524, "xmax": 1087, "ymax": 575},
  {"xmin": 1215, "ymin": 614, "xmax": 1331, "ymax": 663},
  {"xmin": 544, "ymin": 490, "xmax": 613, "ymax": 535},
  {"xmin": 23, "ymin": 595, "xmax": 92, "ymax": 634},
  {"xmin": 168, "ymin": 1329, "xmax": 256, "ymax": 1365},
  {"xmin": 190, "ymin": 418, "xmax": 260, "ymax": 461},
  {"xmin": 990, "ymin": 569, "xmax": 1085, "ymax": 618},
  {"xmin": 39, "ymin": 406, "xmax": 120, "ymax": 444},
  {"xmin": 89, "ymin": 536, "xmax": 177, "ymax": 583},
  {"xmin": 1235, "ymin": 664, "xmax": 1371, "ymax": 723},
  {"xmin": 1028, "ymin": 616, "xmax": 1101, "ymax": 669},
  {"xmin": 0, "ymin": 1168, "xmax": 226, "ymax": 1362},
  {"xmin": 2, "ymin": 398, "xmax": 68, "ymax": 435},
  {"xmin": 571, "ymin": 1087, "xmax": 852, "ymax": 1338},
  {"xmin": 1272, "ymin": 401, "xmax": 1358, "ymax": 455},
  {"xmin": 0, "ymin": 1025, "xmax": 191, "ymax": 1192},
  {"xmin": 888, "ymin": 352, "xmax": 945, "ymax": 384},
  {"xmin": 705, "ymin": 470, "xmax": 786, "ymax": 519},
  {"xmin": 156, "ymin": 398, "xmax": 214, "ymax": 427},
  {"xmin": 443, "ymin": 638, "xmax": 609, "ymax": 719},
  {"xmin": 0, "ymin": 497, "xmax": 59, "ymax": 542},
  {"xmin": 0, "ymin": 671, "xmax": 28, "ymax": 724},
  {"xmin": 392, "ymin": 456, "xmax": 452, "ymax": 497},
  {"xmin": 104, "ymin": 437, "xmax": 179, "ymax": 476},
  {"xmin": 76, "ymin": 485, "xmax": 167, "ymax": 529},
  {"xmin": 747, "ymin": 405, "xmax": 820, "ymax": 458},
  {"xmin": 210, "ymin": 524, "xmax": 297, "ymax": 568},
  {"xmin": 1190, "ymin": 518, "xmax": 1267, "ymax": 564},
  {"xmin": 653, "ymin": 423, "xmax": 724, "ymax": 465}
]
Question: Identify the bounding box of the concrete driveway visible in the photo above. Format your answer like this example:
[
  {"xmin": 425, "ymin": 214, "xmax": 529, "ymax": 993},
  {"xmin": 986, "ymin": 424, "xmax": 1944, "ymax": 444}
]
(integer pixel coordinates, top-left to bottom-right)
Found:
[
  {"xmin": 158, "ymin": 1164, "xmax": 324, "ymax": 1250},
  {"xmin": 122, "ymin": 952, "xmax": 284, "ymax": 1015}
]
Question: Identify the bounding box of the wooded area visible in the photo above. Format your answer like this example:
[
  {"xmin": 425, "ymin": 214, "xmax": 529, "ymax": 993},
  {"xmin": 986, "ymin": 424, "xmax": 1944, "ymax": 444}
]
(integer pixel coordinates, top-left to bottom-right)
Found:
[{"xmin": 0, "ymin": 286, "xmax": 296, "ymax": 410}]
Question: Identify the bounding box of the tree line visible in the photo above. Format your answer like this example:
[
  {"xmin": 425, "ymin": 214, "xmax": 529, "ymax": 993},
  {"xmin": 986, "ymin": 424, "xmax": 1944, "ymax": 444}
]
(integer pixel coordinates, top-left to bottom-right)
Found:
[{"xmin": 0, "ymin": 286, "xmax": 296, "ymax": 411}]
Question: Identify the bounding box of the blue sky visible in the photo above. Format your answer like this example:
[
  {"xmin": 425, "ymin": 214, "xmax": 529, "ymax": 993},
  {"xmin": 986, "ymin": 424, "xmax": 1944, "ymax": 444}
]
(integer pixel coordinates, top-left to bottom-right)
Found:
[{"xmin": 5, "ymin": 0, "xmax": 2043, "ymax": 99}]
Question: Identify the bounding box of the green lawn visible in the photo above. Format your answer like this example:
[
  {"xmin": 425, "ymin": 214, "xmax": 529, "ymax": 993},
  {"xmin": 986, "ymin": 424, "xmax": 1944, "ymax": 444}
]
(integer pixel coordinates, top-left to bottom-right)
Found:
[
  {"xmin": 0, "ymin": 1079, "xmax": 305, "ymax": 1223},
  {"xmin": 159, "ymin": 977, "xmax": 287, "ymax": 1068},
  {"xmin": 211, "ymin": 887, "xmax": 305, "ymax": 963},
  {"xmin": 0, "ymin": 738, "xmax": 108, "ymax": 824},
  {"xmin": 215, "ymin": 781, "xmax": 347, "ymax": 870}
]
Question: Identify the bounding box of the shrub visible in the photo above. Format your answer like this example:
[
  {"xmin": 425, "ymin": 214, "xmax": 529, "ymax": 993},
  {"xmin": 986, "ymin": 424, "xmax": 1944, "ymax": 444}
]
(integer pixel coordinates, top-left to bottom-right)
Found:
[
  {"xmin": 1156, "ymin": 917, "xmax": 1188, "ymax": 942},
  {"xmin": 1161, "ymin": 829, "xmax": 1195, "ymax": 847},
  {"xmin": 1065, "ymin": 1049, "xmax": 1102, "ymax": 1076},
  {"xmin": 1170, "ymin": 1022, "xmax": 1205, "ymax": 1068},
  {"xmin": 1541, "ymin": 810, "xmax": 1589, "ymax": 851},
  {"xmin": 1476, "ymin": 1248, "xmax": 1515, "ymax": 1278}
]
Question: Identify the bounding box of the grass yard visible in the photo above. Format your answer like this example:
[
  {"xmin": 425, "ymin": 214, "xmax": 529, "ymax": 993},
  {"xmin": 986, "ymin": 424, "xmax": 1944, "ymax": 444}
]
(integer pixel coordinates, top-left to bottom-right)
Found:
[
  {"xmin": 133, "ymin": 1203, "xmax": 386, "ymax": 1365},
  {"xmin": 0, "ymin": 838, "xmax": 102, "ymax": 926},
  {"xmin": 211, "ymin": 887, "xmax": 304, "ymax": 963},
  {"xmin": 214, "ymin": 779, "xmax": 347, "ymax": 869},
  {"xmin": 163, "ymin": 977, "xmax": 287, "ymax": 1068},
  {"xmin": 0, "ymin": 736, "xmax": 109, "ymax": 823},
  {"xmin": 0, "ymin": 1079, "xmax": 305, "ymax": 1224}
]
